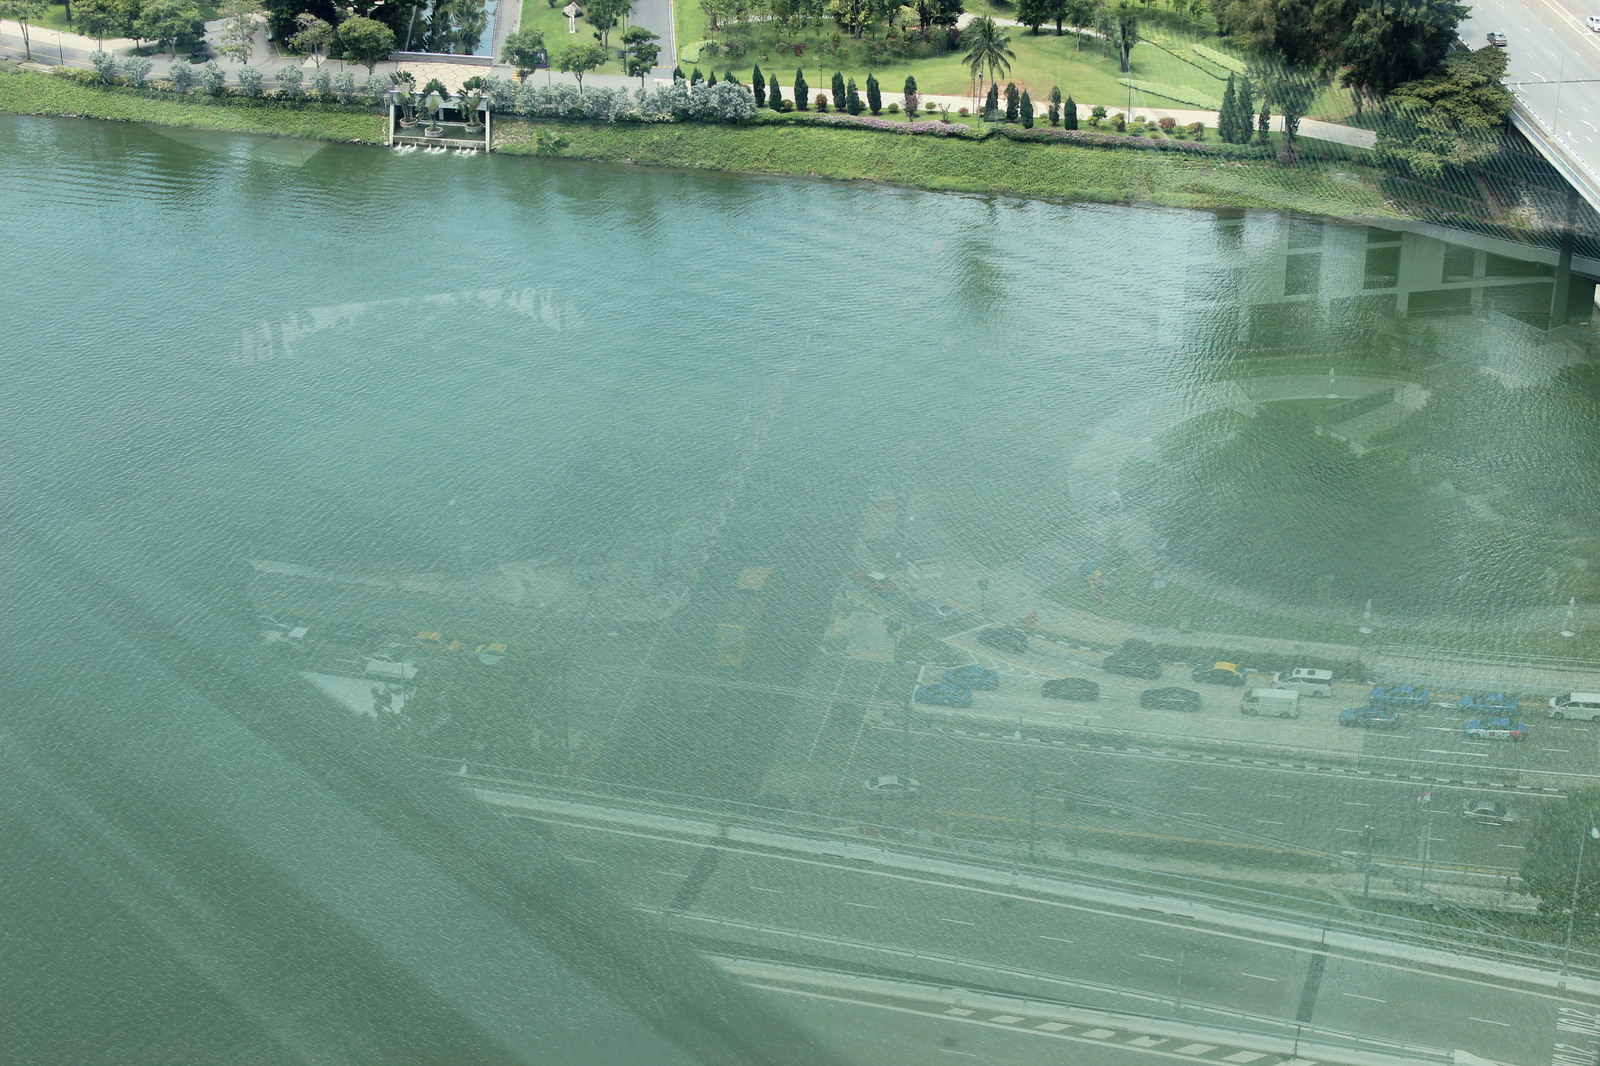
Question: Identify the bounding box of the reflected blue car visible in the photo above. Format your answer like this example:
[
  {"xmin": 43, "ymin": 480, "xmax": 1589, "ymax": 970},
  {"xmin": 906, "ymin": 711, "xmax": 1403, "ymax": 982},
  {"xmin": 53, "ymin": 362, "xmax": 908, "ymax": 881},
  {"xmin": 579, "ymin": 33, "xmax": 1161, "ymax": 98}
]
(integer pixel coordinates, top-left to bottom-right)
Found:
[
  {"xmin": 1369, "ymin": 683, "xmax": 1429, "ymax": 708},
  {"xmin": 1340, "ymin": 706, "xmax": 1399, "ymax": 728},
  {"xmin": 945, "ymin": 665, "xmax": 1000, "ymax": 691},
  {"xmin": 1460, "ymin": 691, "xmax": 1518, "ymax": 714},
  {"xmin": 914, "ymin": 682, "xmax": 973, "ymax": 708}
]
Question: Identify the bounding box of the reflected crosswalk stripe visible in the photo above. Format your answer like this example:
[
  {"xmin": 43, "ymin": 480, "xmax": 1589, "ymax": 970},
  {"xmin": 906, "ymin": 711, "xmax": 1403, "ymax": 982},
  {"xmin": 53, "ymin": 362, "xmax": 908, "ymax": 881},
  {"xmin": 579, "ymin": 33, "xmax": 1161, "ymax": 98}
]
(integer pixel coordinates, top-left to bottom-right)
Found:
[
  {"xmin": 988, "ymin": 1015, "xmax": 1025, "ymax": 1024},
  {"xmin": 1080, "ymin": 1029, "xmax": 1117, "ymax": 1039},
  {"xmin": 1129, "ymin": 1036, "xmax": 1167, "ymax": 1047},
  {"xmin": 1034, "ymin": 1022, "xmax": 1070, "ymax": 1031},
  {"xmin": 1174, "ymin": 1045, "xmax": 1218, "ymax": 1055},
  {"xmin": 943, "ymin": 1008, "xmax": 975, "ymax": 1016},
  {"xmin": 1221, "ymin": 1054, "xmax": 1266, "ymax": 1064}
]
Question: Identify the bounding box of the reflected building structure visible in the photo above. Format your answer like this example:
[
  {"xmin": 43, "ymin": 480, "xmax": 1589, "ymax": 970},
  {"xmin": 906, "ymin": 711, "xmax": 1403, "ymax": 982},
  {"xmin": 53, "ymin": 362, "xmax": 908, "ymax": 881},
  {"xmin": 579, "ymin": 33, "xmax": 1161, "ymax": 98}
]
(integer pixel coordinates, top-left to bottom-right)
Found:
[{"xmin": 1208, "ymin": 214, "xmax": 1599, "ymax": 354}]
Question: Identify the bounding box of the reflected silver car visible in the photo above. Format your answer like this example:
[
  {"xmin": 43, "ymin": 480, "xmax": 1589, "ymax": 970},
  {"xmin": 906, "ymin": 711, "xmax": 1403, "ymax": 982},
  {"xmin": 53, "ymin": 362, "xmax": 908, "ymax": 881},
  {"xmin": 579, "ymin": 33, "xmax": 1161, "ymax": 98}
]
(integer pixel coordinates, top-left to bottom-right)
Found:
[
  {"xmin": 864, "ymin": 775, "xmax": 921, "ymax": 796},
  {"xmin": 1462, "ymin": 800, "xmax": 1518, "ymax": 825}
]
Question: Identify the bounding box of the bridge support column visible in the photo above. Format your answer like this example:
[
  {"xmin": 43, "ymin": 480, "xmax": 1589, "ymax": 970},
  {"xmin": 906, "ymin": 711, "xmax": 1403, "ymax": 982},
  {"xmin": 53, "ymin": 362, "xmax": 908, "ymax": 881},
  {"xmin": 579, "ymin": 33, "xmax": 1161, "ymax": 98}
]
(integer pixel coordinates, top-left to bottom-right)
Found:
[{"xmin": 1551, "ymin": 186, "xmax": 1580, "ymax": 329}]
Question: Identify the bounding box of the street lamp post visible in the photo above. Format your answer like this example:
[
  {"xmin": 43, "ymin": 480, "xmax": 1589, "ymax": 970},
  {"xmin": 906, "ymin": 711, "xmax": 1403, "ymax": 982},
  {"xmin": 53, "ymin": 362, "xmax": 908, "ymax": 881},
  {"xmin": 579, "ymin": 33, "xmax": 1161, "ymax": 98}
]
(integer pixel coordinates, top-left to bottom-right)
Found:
[{"xmin": 1563, "ymin": 825, "xmax": 1600, "ymax": 967}]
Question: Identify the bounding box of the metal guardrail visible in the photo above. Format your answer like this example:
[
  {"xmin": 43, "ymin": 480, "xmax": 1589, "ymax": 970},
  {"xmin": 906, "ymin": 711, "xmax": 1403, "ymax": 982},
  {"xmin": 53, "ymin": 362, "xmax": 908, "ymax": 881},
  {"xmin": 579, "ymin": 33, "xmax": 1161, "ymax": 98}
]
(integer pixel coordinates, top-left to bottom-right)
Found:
[{"xmin": 433, "ymin": 758, "xmax": 1600, "ymax": 980}]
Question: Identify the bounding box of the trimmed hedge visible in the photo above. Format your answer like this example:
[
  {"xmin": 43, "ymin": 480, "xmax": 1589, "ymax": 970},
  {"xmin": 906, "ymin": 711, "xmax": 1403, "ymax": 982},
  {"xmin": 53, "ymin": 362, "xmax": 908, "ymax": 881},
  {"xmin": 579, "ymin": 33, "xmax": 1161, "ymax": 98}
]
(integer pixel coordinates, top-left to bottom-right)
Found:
[{"xmin": 1119, "ymin": 78, "xmax": 1222, "ymax": 111}]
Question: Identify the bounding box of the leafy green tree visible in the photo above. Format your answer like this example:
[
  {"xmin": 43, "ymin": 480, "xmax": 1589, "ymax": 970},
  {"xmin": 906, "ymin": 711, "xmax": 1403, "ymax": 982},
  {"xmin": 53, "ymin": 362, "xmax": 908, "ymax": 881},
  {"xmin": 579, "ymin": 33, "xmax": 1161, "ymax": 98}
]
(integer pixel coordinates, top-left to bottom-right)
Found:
[
  {"xmin": 1218, "ymin": 72, "xmax": 1238, "ymax": 142},
  {"xmin": 793, "ymin": 68, "xmax": 808, "ymax": 109},
  {"xmin": 914, "ymin": 0, "xmax": 961, "ymax": 32},
  {"xmin": 961, "ymin": 15, "xmax": 1014, "ymax": 86},
  {"xmin": 1019, "ymin": 88, "xmax": 1033, "ymax": 127},
  {"xmin": 831, "ymin": 69, "xmax": 845, "ymax": 107},
  {"xmin": 865, "ymin": 71, "xmax": 880, "ymax": 114},
  {"xmin": 767, "ymin": 70, "xmax": 781, "ymax": 107},
  {"xmin": 218, "ymin": 0, "xmax": 261, "ymax": 63},
  {"xmin": 332, "ymin": 69, "xmax": 356, "ymax": 101},
  {"xmin": 309, "ymin": 65, "xmax": 331, "ymax": 97},
  {"xmin": 1376, "ymin": 46, "xmax": 1512, "ymax": 182},
  {"xmin": 135, "ymin": 0, "xmax": 202, "ymax": 56},
  {"xmin": 1104, "ymin": 1, "xmax": 1139, "ymax": 72},
  {"xmin": 751, "ymin": 62, "xmax": 765, "ymax": 103},
  {"xmin": 1063, "ymin": 0, "xmax": 1092, "ymax": 47},
  {"xmin": 237, "ymin": 63, "xmax": 263, "ymax": 95},
  {"xmin": 1340, "ymin": 0, "xmax": 1466, "ymax": 110},
  {"xmin": 584, "ymin": 0, "xmax": 630, "ymax": 47},
  {"xmin": 1520, "ymin": 788, "xmax": 1600, "ymax": 921},
  {"xmin": 74, "ymin": 0, "xmax": 122, "ymax": 46},
  {"xmin": 621, "ymin": 25, "xmax": 659, "ymax": 85},
  {"xmin": 982, "ymin": 81, "xmax": 998, "ymax": 120},
  {"xmin": 1212, "ymin": 0, "xmax": 1344, "ymax": 158},
  {"xmin": 502, "ymin": 23, "xmax": 547, "ymax": 75},
  {"xmin": 0, "ymin": 0, "xmax": 47, "ymax": 60},
  {"xmin": 289, "ymin": 11, "xmax": 333, "ymax": 65},
  {"xmin": 337, "ymin": 15, "xmax": 396, "ymax": 73},
  {"xmin": 1063, "ymin": 92, "xmax": 1077, "ymax": 128},
  {"xmin": 169, "ymin": 60, "xmax": 195, "ymax": 91},
  {"xmin": 1047, "ymin": 83, "xmax": 1060, "ymax": 125},
  {"xmin": 558, "ymin": 41, "xmax": 608, "ymax": 93},
  {"xmin": 845, "ymin": 75, "xmax": 861, "ymax": 114},
  {"xmin": 1015, "ymin": 0, "xmax": 1047, "ymax": 33},
  {"xmin": 903, "ymin": 73, "xmax": 918, "ymax": 115},
  {"xmin": 1003, "ymin": 80, "xmax": 1018, "ymax": 121}
]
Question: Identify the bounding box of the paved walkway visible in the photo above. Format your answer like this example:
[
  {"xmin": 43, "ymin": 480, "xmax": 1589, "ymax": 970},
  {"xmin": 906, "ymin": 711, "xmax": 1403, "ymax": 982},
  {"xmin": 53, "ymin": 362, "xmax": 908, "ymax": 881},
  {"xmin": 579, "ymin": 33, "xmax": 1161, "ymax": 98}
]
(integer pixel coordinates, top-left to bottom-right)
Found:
[{"xmin": 0, "ymin": 16, "xmax": 1374, "ymax": 147}]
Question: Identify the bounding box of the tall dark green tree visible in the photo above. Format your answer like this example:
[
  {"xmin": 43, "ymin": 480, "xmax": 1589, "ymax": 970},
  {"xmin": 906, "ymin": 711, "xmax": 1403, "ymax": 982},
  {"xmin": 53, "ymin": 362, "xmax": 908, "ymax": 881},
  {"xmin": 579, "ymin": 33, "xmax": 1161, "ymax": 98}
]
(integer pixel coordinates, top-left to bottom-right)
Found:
[
  {"xmin": 983, "ymin": 82, "xmax": 999, "ymax": 121},
  {"xmin": 1063, "ymin": 93, "xmax": 1078, "ymax": 128},
  {"xmin": 724, "ymin": 70, "xmax": 738, "ymax": 84},
  {"xmin": 752, "ymin": 63, "xmax": 765, "ymax": 103},
  {"xmin": 1004, "ymin": 81, "xmax": 1019, "ymax": 121},
  {"xmin": 1520, "ymin": 788, "xmax": 1600, "ymax": 922},
  {"xmin": 866, "ymin": 71, "xmax": 881, "ymax": 114},
  {"xmin": 794, "ymin": 68, "xmax": 809, "ymax": 109},
  {"xmin": 903, "ymin": 73, "xmax": 918, "ymax": 115},
  {"xmin": 672, "ymin": 63, "xmax": 685, "ymax": 81},
  {"xmin": 1019, "ymin": 89, "xmax": 1034, "ymax": 128},
  {"xmin": 1218, "ymin": 72, "xmax": 1239, "ymax": 143},
  {"xmin": 691, "ymin": 66, "xmax": 704, "ymax": 83},
  {"xmin": 768, "ymin": 71, "xmax": 782, "ymax": 108},
  {"xmin": 845, "ymin": 76, "xmax": 862, "ymax": 114},
  {"xmin": 1237, "ymin": 76, "xmax": 1254, "ymax": 138},
  {"xmin": 1212, "ymin": 0, "xmax": 1345, "ymax": 159},
  {"xmin": 1047, "ymin": 83, "xmax": 1061, "ymax": 125},
  {"xmin": 1257, "ymin": 102, "xmax": 1271, "ymax": 144},
  {"xmin": 831, "ymin": 70, "xmax": 846, "ymax": 108},
  {"xmin": 1015, "ymin": 0, "xmax": 1048, "ymax": 33},
  {"xmin": 1340, "ymin": 0, "xmax": 1468, "ymax": 112}
]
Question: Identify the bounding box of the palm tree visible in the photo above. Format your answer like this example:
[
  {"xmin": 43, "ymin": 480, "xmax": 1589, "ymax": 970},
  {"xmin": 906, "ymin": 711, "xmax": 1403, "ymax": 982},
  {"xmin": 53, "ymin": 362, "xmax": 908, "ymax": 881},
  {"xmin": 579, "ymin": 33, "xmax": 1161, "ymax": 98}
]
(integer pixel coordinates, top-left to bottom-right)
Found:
[{"xmin": 962, "ymin": 16, "xmax": 1016, "ymax": 89}]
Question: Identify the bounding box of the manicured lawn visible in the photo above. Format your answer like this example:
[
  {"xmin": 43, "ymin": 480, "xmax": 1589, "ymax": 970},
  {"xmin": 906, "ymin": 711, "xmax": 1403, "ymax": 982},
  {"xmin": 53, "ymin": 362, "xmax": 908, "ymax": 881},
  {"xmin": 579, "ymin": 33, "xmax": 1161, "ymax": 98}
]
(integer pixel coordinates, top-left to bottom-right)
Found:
[
  {"xmin": 672, "ymin": 3, "xmax": 1357, "ymax": 118},
  {"xmin": 512, "ymin": 0, "xmax": 632, "ymax": 76}
]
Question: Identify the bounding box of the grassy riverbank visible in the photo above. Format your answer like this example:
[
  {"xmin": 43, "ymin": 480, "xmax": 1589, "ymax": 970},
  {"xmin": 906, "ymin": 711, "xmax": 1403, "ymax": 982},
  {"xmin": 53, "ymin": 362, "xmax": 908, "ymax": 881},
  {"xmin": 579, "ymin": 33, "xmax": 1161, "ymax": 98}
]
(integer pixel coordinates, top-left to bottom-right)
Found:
[
  {"xmin": 0, "ymin": 65, "xmax": 1396, "ymax": 216},
  {"xmin": 0, "ymin": 67, "xmax": 385, "ymax": 143},
  {"xmin": 494, "ymin": 117, "xmax": 1398, "ymax": 216}
]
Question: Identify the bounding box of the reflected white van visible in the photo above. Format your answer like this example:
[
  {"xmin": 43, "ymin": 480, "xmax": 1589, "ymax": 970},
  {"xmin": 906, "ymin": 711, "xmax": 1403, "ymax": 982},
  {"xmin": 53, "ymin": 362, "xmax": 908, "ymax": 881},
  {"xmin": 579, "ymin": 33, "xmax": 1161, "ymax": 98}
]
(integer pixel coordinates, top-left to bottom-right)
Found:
[
  {"xmin": 1548, "ymin": 692, "xmax": 1600, "ymax": 721},
  {"xmin": 1241, "ymin": 688, "xmax": 1301, "ymax": 719},
  {"xmin": 1272, "ymin": 667, "xmax": 1333, "ymax": 697}
]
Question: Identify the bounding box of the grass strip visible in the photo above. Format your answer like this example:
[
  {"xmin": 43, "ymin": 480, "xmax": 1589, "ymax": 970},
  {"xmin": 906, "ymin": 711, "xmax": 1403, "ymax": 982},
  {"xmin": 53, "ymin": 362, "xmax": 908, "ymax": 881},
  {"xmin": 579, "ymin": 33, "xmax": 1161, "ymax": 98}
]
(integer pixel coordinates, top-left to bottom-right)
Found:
[
  {"xmin": 0, "ymin": 66, "xmax": 386, "ymax": 143},
  {"xmin": 1117, "ymin": 78, "xmax": 1222, "ymax": 110},
  {"xmin": 1193, "ymin": 43, "xmax": 1248, "ymax": 74},
  {"xmin": 494, "ymin": 116, "xmax": 1399, "ymax": 218}
]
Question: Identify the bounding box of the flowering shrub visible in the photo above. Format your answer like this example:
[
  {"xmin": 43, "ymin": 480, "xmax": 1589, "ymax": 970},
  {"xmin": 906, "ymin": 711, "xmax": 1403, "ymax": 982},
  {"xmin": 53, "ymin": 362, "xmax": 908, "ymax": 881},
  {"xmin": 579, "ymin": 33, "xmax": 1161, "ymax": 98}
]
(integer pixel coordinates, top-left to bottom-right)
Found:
[
  {"xmin": 995, "ymin": 124, "xmax": 1271, "ymax": 157},
  {"xmin": 1157, "ymin": 116, "xmax": 1176, "ymax": 131},
  {"xmin": 789, "ymin": 112, "xmax": 977, "ymax": 137}
]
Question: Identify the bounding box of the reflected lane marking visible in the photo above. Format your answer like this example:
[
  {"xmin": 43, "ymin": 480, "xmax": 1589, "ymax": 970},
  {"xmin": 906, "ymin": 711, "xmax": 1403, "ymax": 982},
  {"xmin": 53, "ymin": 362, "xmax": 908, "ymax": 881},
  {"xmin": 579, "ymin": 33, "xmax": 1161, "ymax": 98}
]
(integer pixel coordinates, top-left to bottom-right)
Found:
[
  {"xmin": 1139, "ymin": 953, "xmax": 1176, "ymax": 962},
  {"xmin": 1240, "ymin": 973, "xmax": 1277, "ymax": 982},
  {"xmin": 1039, "ymin": 934, "xmax": 1075, "ymax": 944},
  {"xmin": 1497, "ymin": 844, "xmax": 1526, "ymax": 849},
  {"xmin": 941, "ymin": 917, "xmax": 977, "ymax": 926},
  {"xmin": 1257, "ymin": 820, "xmax": 1285, "ymax": 825},
  {"xmin": 1189, "ymin": 786, "xmax": 1217, "ymax": 791},
  {"xmin": 842, "ymin": 901, "xmax": 880, "ymax": 909},
  {"xmin": 1424, "ymin": 748, "xmax": 1489, "ymax": 757},
  {"xmin": 1342, "ymin": 992, "xmax": 1386, "ymax": 1002},
  {"xmin": 1470, "ymin": 1017, "xmax": 1513, "ymax": 1027},
  {"xmin": 751, "ymin": 886, "xmax": 783, "ymax": 892},
  {"xmin": 1342, "ymin": 801, "xmax": 1371, "ymax": 806}
]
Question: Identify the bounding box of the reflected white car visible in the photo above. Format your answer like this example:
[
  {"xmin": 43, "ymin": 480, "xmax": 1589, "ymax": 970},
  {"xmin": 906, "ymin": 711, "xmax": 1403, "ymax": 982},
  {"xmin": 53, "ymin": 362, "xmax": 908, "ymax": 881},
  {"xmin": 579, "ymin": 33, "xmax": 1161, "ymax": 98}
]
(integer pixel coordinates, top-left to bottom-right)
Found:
[
  {"xmin": 1588, "ymin": 15, "xmax": 1600, "ymax": 31},
  {"xmin": 864, "ymin": 775, "xmax": 921, "ymax": 796}
]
